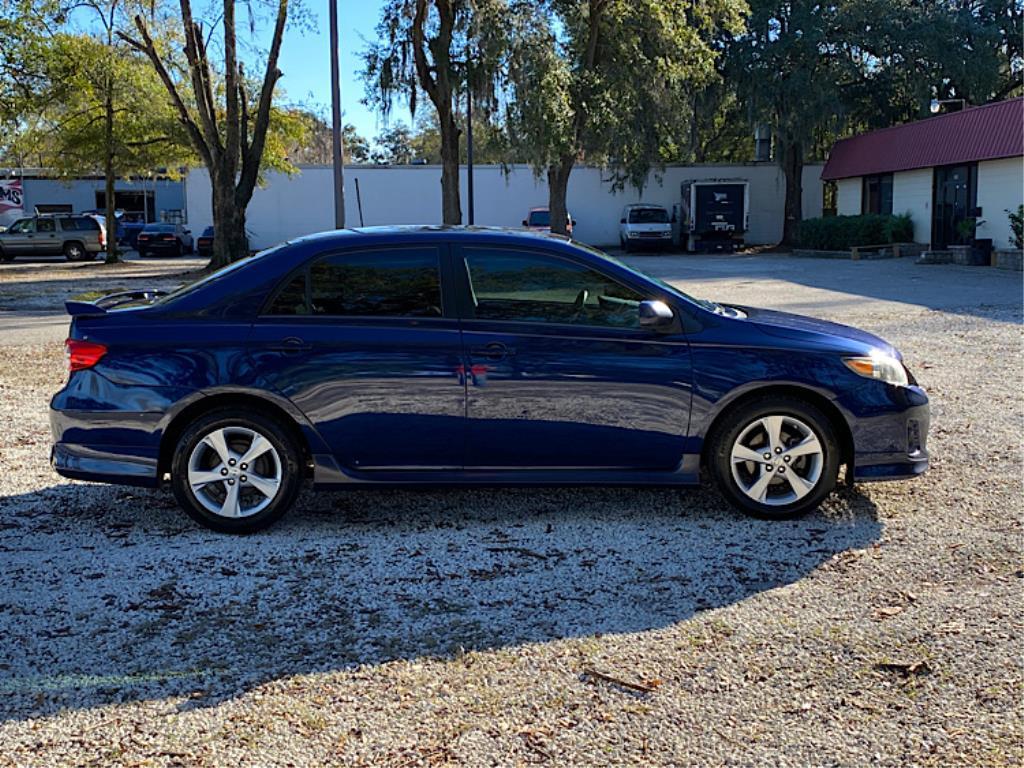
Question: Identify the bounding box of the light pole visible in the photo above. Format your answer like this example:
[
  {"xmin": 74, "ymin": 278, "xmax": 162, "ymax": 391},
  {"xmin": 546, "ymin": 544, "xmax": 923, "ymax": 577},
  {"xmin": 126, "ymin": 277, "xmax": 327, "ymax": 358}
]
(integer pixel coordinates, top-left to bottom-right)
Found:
[
  {"xmin": 329, "ymin": 0, "xmax": 346, "ymax": 229},
  {"xmin": 466, "ymin": 84, "xmax": 474, "ymax": 225}
]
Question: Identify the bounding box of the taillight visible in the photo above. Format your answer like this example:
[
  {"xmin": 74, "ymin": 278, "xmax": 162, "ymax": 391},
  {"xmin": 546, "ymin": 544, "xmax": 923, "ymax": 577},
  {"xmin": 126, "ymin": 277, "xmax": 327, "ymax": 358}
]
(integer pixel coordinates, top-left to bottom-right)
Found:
[
  {"xmin": 98, "ymin": 228, "xmax": 106, "ymax": 247},
  {"xmin": 65, "ymin": 338, "xmax": 107, "ymax": 372},
  {"xmin": 162, "ymin": 234, "xmax": 175, "ymax": 241}
]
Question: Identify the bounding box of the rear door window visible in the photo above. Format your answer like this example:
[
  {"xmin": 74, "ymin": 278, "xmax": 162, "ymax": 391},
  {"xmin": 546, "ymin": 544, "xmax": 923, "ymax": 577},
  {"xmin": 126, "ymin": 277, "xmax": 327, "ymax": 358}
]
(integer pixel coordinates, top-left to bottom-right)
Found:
[
  {"xmin": 36, "ymin": 219, "xmax": 56, "ymax": 233},
  {"xmin": 266, "ymin": 248, "xmax": 443, "ymax": 318}
]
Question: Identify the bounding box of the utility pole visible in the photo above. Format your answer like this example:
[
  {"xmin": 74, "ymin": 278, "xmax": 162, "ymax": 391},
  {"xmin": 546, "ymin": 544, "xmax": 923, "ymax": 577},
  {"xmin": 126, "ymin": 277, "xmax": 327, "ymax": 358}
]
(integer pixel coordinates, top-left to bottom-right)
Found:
[
  {"xmin": 466, "ymin": 86, "xmax": 474, "ymax": 225},
  {"xmin": 329, "ymin": 0, "xmax": 346, "ymax": 229}
]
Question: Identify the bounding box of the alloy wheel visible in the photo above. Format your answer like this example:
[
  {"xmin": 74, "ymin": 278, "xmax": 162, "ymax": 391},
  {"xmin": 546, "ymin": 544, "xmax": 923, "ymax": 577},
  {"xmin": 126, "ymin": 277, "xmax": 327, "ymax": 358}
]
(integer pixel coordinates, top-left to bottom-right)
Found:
[
  {"xmin": 186, "ymin": 426, "xmax": 283, "ymax": 518},
  {"xmin": 729, "ymin": 414, "xmax": 824, "ymax": 506}
]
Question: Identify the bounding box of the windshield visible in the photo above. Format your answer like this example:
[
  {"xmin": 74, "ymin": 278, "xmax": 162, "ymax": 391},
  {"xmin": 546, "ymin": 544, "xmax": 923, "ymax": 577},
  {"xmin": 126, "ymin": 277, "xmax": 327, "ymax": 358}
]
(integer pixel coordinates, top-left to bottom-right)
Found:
[
  {"xmin": 572, "ymin": 242, "xmax": 721, "ymax": 313},
  {"xmin": 628, "ymin": 208, "xmax": 669, "ymax": 224},
  {"xmin": 527, "ymin": 210, "xmax": 550, "ymax": 227}
]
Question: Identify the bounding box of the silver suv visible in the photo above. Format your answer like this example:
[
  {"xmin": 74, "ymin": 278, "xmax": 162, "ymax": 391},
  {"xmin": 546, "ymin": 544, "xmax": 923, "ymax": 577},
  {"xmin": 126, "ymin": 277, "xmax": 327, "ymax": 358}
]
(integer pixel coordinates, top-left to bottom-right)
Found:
[{"xmin": 0, "ymin": 215, "xmax": 106, "ymax": 262}]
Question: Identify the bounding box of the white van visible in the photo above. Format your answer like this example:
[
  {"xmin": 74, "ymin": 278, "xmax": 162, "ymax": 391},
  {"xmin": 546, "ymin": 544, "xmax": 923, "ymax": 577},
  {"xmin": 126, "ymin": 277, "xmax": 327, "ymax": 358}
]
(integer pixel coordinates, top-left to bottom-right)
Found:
[{"xmin": 619, "ymin": 204, "xmax": 672, "ymax": 252}]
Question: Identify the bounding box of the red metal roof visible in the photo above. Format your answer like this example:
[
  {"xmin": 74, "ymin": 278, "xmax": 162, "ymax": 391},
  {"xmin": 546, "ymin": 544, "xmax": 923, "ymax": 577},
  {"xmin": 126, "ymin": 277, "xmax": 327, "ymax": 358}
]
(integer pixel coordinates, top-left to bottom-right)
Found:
[{"xmin": 821, "ymin": 97, "xmax": 1023, "ymax": 180}]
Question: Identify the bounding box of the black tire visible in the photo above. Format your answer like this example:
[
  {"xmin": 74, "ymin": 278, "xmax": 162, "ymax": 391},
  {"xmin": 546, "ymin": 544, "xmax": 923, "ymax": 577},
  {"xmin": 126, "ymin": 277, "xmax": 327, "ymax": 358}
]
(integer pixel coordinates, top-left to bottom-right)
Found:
[
  {"xmin": 170, "ymin": 408, "xmax": 303, "ymax": 533},
  {"xmin": 174, "ymin": 241, "xmax": 183, "ymax": 257},
  {"xmin": 0, "ymin": 246, "xmax": 11, "ymax": 263},
  {"xmin": 138, "ymin": 249, "xmax": 148, "ymax": 258},
  {"xmin": 63, "ymin": 241, "xmax": 86, "ymax": 261},
  {"xmin": 707, "ymin": 395, "xmax": 840, "ymax": 519}
]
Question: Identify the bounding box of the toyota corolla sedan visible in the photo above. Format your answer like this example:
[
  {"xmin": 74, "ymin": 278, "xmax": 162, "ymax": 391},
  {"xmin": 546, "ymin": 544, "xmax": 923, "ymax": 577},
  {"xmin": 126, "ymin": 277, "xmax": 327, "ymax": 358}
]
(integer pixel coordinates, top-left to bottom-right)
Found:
[{"xmin": 51, "ymin": 227, "xmax": 929, "ymax": 533}]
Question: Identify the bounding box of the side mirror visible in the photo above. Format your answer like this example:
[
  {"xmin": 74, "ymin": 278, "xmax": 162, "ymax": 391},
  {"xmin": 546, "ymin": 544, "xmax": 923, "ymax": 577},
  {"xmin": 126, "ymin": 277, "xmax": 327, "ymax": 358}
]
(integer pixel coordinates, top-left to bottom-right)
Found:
[
  {"xmin": 521, "ymin": 219, "xmax": 528, "ymax": 226},
  {"xmin": 639, "ymin": 300, "xmax": 674, "ymax": 330},
  {"xmin": 619, "ymin": 218, "xmax": 626, "ymax": 224},
  {"xmin": 571, "ymin": 220, "xmax": 577, "ymax": 226}
]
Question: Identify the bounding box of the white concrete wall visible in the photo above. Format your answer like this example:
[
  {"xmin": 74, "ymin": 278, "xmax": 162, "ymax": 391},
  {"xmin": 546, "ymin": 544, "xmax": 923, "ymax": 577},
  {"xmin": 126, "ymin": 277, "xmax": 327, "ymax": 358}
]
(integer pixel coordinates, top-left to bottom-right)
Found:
[
  {"xmin": 892, "ymin": 168, "xmax": 933, "ymax": 245},
  {"xmin": 186, "ymin": 162, "xmax": 825, "ymax": 250},
  {"xmin": 836, "ymin": 177, "xmax": 862, "ymax": 216},
  {"xmin": 976, "ymin": 157, "xmax": 1024, "ymax": 250}
]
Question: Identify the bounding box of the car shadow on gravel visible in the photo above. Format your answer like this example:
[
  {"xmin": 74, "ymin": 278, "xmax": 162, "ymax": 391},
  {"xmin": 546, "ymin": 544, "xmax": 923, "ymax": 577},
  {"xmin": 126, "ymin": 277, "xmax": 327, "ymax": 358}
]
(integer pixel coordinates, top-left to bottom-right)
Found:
[{"xmin": 0, "ymin": 481, "xmax": 881, "ymax": 721}]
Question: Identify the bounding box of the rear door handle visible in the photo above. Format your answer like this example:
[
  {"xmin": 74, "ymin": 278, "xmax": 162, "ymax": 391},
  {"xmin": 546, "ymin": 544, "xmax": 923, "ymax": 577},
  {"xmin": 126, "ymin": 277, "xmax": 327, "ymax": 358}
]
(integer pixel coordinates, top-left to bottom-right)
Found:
[
  {"xmin": 470, "ymin": 342, "xmax": 515, "ymax": 361},
  {"xmin": 268, "ymin": 336, "xmax": 312, "ymax": 353}
]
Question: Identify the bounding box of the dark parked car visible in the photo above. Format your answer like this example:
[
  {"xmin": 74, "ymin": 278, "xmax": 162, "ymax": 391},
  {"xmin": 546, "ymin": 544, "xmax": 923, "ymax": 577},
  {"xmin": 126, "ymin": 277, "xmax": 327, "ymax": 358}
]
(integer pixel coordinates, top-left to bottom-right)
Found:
[
  {"xmin": 196, "ymin": 226, "xmax": 214, "ymax": 257},
  {"xmin": 0, "ymin": 214, "xmax": 106, "ymax": 261},
  {"xmin": 194, "ymin": 226, "xmax": 253, "ymax": 259},
  {"xmin": 136, "ymin": 223, "xmax": 193, "ymax": 257},
  {"xmin": 52, "ymin": 227, "xmax": 929, "ymax": 533}
]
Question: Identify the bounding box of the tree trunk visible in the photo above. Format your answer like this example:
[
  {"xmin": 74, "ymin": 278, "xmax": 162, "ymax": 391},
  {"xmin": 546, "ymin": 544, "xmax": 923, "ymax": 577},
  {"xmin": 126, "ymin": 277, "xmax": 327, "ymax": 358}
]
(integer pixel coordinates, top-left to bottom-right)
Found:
[
  {"xmin": 547, "ymin": 156, "xmax": 574, "ymax": 236},
  {"xmin": 781, "ymin": 139, "xmax": 803, "ymax": 247},
  {"xmin": 439, "ymin": 106, "xmax": 462, "ymax": 225},
  {"xmin": 103, "ymin": 81, "xmax": 119, "ymax": 264},
  {"xmin": 209, "ymin": 172, "xmax": 248, "ymax": 270}
]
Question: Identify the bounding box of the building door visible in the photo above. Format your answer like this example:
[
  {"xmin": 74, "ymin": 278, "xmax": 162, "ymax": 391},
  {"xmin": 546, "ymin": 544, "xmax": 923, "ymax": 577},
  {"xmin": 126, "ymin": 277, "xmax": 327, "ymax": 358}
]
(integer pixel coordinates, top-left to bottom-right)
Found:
[{"xmin": 932, "ymin": 164, "xmax": 977, "ymax": 249}]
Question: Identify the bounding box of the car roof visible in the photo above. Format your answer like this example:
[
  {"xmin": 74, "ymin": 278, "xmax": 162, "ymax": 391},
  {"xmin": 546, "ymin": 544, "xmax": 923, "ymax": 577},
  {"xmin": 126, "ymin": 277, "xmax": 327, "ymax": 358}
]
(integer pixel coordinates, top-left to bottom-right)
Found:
[
  {"xmin": 624, "ymin": 203, "xmax": 667, "ymax": 210},
  {"xmin": 283, "ymin": 225, "xmax": 573, "ymax": 247}
]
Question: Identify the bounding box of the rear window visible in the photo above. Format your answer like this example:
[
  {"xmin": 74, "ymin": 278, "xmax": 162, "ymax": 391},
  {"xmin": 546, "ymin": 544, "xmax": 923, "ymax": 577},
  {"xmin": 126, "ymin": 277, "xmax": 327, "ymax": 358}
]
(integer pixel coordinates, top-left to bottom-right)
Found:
[
  {"xmin": 527, "ymin": 210, "xmax": 551, "ymax": 227},
  {"xmin": 59, "ymin": 217, "xmax": 100, "ymax": 231},
  {"xmin": 628, "ymin": 208, "xmax": 669, "ymax": 224},
  {"xmin": 266, "ymin": 248, "xmax": 442, "ymax": 318},
  {"xmin": 143, "ymin": 224, "xmax": 174, "ymax": 232}
]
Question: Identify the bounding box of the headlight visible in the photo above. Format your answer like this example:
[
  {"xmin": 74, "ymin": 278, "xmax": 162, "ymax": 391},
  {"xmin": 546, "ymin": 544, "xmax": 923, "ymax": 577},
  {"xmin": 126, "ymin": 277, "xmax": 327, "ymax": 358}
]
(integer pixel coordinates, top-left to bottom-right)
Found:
[
  {"xmin": 843, "ymin": 352, "xmax": 909, "ymax": 386},
  {"xmin": 627, "ymin": 231, "xmax": 640, "ymax": 238}
]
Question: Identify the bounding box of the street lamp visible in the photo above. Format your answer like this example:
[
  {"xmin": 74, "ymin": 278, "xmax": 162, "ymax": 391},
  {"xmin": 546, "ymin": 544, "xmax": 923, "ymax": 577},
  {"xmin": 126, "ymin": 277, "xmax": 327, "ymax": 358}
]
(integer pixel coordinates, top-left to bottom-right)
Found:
[
  {"xmin": 329, "ymin": 0, "xmax": 345, "ymax": 229},
  {"xmin": 930, "ymin": 98, "xmax": 966, "ymax": 114}
]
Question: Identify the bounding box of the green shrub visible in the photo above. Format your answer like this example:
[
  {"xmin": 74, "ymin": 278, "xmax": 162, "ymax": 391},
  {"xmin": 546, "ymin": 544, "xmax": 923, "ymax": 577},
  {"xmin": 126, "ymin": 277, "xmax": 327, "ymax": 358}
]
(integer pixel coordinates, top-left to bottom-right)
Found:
[
  {"xmin": 797, "ymin": 213, "xmax": 914, "ymax": 250},
  {"xmin": 1008, "ymin": 205, "xmax": 1023, "ymax": 250}
]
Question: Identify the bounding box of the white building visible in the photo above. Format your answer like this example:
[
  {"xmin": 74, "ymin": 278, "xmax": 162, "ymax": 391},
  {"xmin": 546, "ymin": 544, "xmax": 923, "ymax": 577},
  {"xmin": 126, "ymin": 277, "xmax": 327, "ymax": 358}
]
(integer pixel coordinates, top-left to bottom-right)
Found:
[
  {"xmin": 185, "ymin": 162, "xmax": 825, "ymax": 250},
  {"xmin": 822, "ymin": 97, "xmax": 1023, "ymax": 251}
]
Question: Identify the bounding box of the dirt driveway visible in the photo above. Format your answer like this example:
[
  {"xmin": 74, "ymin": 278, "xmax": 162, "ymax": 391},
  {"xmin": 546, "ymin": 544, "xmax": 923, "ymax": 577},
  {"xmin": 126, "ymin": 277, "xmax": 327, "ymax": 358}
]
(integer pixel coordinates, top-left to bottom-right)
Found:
[{"xmin": 0, "ymin": 253, "xmax": 1021, "ymax": 766}]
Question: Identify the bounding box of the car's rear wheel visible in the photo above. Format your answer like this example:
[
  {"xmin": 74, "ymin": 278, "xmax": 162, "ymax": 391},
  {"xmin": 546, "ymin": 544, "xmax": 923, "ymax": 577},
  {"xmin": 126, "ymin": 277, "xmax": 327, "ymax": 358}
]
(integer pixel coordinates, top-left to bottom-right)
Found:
[
  {"xmin": 708, "ymin": 396, "xmax": 840, "ymax": 518},
  {"xmin": 170, "ymin": 409, "xmax": 303, "ymax": 533},
  {"xmin": 63, "ymin": 241, "xmax": 86, "ymax": 261}
]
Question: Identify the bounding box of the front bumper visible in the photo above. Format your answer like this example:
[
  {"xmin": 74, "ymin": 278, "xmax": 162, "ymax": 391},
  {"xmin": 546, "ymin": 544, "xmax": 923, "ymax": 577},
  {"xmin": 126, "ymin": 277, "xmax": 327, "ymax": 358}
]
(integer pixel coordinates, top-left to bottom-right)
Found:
[{"xmin": 849, "ymin": 385, "xmax": 930, "ymax": 482}]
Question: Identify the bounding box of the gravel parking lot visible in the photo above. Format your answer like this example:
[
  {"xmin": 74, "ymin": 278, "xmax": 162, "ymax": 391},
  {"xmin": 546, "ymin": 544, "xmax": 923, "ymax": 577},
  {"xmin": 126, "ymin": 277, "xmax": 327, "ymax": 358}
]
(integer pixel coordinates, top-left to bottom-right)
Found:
[{"xmin": 0, "ymin": 253, "xmax": 1021, "ymax": 766}]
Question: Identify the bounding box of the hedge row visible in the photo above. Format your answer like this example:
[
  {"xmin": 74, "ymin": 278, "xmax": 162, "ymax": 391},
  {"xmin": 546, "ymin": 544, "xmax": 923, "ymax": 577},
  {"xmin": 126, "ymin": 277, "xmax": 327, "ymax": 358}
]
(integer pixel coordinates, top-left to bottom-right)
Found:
[{"xmin": 797, "ymin": 214, "xmax": 914, "ymax": 250}]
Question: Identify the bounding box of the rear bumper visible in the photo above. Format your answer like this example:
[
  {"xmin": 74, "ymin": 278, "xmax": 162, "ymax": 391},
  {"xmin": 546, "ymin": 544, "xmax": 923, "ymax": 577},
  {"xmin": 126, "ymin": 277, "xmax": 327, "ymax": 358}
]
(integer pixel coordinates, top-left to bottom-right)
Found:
[{"xmin": 51, "ymin": 442, "xmax": 159, "ymax": 487}]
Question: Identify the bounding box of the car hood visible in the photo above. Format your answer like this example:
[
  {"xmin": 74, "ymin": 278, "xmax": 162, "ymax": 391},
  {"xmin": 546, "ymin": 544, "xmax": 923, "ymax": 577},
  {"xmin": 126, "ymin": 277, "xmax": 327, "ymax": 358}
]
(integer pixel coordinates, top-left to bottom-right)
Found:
[{"xmin": 738, "ymin": 306, "xmax": 901, "ymax": 359}]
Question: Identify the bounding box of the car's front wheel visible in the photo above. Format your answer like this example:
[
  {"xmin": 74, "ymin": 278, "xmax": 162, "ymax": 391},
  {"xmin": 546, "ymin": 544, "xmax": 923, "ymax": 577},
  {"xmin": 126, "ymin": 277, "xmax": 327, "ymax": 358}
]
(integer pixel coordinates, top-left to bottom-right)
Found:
[
  {"xmin": 708, "ymin": 396, "xmax": 840, "ymax": 518},
  {"xmin": 170, "ymin": 409, "xmax": 303, "ymax": 533}
]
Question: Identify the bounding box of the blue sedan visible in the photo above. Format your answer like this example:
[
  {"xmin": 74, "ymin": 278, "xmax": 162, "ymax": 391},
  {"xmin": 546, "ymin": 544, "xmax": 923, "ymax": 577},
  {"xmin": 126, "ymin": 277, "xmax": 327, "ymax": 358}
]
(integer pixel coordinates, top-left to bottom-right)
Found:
[{"xmin": 51, "ymin": 227, "xmax": 929, "ymax": 533}]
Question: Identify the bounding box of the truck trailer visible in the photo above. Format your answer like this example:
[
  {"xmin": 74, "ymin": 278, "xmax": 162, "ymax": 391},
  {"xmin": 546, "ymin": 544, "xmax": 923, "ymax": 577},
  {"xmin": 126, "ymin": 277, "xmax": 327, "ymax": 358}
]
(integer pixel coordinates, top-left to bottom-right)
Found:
[{"xmin": 674, "ymin": 180, "xmax": 750, "ymax": 252}]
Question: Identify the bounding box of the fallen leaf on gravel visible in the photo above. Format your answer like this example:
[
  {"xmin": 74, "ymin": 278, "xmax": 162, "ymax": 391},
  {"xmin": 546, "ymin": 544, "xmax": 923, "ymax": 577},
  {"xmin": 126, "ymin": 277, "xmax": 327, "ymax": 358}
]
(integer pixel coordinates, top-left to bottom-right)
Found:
[
  {"xmin": 583, "ymin": 668, "xmax": 660, "ymax": 694},
  {"xmin": 873, "ymin": 660, "xmax": 933, "ymax": 678},
  {"xmin": 873, "ymin": 606, "xmax": 905, "ymax": 620}
]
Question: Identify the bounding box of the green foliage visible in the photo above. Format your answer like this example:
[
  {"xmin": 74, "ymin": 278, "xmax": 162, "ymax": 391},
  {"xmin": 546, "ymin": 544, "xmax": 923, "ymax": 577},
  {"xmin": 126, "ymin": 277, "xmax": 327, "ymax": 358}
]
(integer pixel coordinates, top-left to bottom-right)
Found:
[
  {"xmin": 506, "ymin": 0, "xmax": 746, "ymax": 188},
  {"xmin": 1007, "ymin": 206, "xmax": 1023, "ymax": 250},
  {"xmin": 797, "ymin": 214, "xmax": 914, "ymax": 250},
  {"xmin": 14, "ymin": 33, "xmax": 193, "ymax": 179}
]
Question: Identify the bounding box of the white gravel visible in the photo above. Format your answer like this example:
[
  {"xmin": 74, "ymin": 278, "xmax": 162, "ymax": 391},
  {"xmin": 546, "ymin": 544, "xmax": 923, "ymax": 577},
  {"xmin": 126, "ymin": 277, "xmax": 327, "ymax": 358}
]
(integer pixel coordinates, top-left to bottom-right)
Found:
[{"xmin": 0, "ymin": 254, "xmax": 1021, "ymax": 767}]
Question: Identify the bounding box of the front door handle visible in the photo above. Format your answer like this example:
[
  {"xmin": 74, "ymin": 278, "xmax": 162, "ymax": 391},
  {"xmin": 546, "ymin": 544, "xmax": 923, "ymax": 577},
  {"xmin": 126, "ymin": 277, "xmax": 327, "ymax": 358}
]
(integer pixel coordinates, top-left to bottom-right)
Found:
[
  {"xmin": 268, "ymin": 336, "xmax": 312, "ymax": 354},
  {"xmin": 470, "ymin": 342, "xmax": 515, "ymax": 361}
]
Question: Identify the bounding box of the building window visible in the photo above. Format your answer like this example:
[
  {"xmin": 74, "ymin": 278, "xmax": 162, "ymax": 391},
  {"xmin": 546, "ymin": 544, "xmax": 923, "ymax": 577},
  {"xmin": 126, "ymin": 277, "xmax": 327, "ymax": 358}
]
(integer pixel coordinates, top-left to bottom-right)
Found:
[
  {"xmin": 822, "ymin": 181, "xmax": 837, "ymax": 217},
  {"xmin": 862, "ymin": 174, "xmax": 893, "ymax": 215}
]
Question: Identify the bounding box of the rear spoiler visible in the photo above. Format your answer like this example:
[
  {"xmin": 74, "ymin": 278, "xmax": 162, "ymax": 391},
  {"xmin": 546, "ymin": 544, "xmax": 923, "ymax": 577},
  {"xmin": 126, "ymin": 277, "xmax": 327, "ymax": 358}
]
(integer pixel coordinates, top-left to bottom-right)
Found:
[{"xmin": 65, "ymin": 290, "xmax": 167, "ymax": 317}]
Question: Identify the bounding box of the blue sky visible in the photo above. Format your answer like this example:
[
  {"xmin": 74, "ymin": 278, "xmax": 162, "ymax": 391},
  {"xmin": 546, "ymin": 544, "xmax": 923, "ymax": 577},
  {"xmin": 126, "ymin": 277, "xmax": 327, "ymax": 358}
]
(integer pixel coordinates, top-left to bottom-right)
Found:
[{"xmin": 275, "ymin": 0, "xmax": 413, "ymax": 142}]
